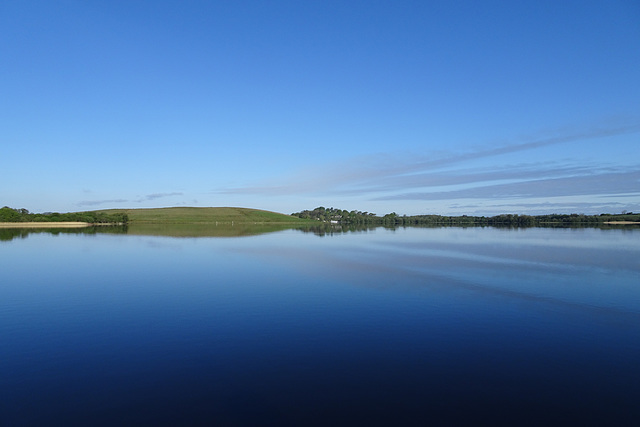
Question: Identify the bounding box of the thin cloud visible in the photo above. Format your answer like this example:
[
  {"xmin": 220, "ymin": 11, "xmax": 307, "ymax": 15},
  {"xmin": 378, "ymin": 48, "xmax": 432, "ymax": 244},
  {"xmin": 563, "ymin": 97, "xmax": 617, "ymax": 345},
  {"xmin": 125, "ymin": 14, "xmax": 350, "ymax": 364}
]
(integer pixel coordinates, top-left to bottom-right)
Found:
[
  {"xmin": 418, "ymin": 121, "xmax": 640, "ymax": 169},
  {"xmin": 77, "ymin": 192, "xmax": 183, "ymax": 207},
  {"xmin": 457, "ymin": 201, "xmax": 627, "ymax": 210},
  {"xmin": 77, "ymin": 199, "xmax": 129, "ymax": 207},
  {"xmin": 337, "ymin": 163, "xmax": 600, "ymax": 195},
  {"xmin": 374, "ymin": 170, "xmax": 640, "ymax": 201},
  {"xmin": 215, "ymin": 120, "xmax": 640, "ymax": 197},
  {"xmin": 140, "ymin": 192, "xmax": 183, "ymax": 201}
]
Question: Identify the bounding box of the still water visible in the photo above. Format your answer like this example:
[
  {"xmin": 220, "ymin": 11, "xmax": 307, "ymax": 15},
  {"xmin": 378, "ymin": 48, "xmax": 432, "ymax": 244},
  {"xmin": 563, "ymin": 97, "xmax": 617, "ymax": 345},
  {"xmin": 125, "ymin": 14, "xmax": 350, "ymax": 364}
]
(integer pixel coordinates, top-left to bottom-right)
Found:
[{"xmin": 1, "ymin": 226, "xmax": 639, "ymax": 425}]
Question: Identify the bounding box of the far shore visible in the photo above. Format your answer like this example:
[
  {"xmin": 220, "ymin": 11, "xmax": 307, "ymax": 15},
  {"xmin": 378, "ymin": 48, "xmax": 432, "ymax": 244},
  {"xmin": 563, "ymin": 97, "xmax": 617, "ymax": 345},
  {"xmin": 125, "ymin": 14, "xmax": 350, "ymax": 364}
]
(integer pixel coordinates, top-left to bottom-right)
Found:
[{"xmin": 0, "ymin": 222, "xmax": 90, "ymax": 228}]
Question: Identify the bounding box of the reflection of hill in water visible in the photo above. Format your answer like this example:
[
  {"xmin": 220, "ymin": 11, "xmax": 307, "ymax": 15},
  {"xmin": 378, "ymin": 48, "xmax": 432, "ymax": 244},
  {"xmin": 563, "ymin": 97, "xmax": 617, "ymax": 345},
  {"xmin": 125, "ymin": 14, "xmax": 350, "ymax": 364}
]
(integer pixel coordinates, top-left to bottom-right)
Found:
[
  {"xmin": 126, "ymin": 223, "xmax": 302, "ymax": 238},
  {"xmin": 0, "ymin": 224, "xmax": 302, "ymax": 240}
]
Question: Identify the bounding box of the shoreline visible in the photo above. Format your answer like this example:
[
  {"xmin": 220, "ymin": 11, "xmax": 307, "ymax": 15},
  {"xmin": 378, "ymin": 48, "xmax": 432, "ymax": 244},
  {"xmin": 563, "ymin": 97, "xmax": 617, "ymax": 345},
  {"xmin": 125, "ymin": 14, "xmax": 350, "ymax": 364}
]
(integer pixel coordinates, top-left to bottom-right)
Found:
[
  {"xmin": 0, "ymin": 222, "xmax": 90, "ymax": 228},
  {"xmin": 603, "ymin": 221, "xmax": 640, "ymax": 225}
]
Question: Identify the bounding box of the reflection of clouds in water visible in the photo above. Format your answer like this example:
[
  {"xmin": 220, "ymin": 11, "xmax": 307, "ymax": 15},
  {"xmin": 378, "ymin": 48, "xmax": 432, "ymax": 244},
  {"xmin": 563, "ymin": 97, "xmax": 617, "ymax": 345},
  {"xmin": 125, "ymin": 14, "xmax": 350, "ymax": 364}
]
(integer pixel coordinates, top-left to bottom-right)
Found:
[
  {"xmin": 127, "ymin": 227, "xmax": 640, "ymax": 324},
  {"xmin": 374, "ymin": 227, "xmax": 639, "ymax": 251},
  {"xmin": 407, "ymin": 268, "xmax": 640, "ymax": 327},
  {"xmin": 336, "ymin": 249, "xmax": 640, "ymax": 324},
  {"xmin": 142, "ymin": 238, "xmax": 185, "ymax": 252},
  {"xmin": 228, "ymin": 231, "xmax": 640, "ymax": 322},
  {"xmin": 381, "ymin": 239, "xmax": 639, "ymax": 273}
]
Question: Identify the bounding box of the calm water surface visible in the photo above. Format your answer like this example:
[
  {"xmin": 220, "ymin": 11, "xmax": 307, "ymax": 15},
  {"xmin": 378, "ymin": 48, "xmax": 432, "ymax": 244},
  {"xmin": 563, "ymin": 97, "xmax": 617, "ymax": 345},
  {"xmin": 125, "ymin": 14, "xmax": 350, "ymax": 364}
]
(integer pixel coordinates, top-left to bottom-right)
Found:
[{"xmin": 1, "ymin": 226, "xmax": 639, "ymax": 425}]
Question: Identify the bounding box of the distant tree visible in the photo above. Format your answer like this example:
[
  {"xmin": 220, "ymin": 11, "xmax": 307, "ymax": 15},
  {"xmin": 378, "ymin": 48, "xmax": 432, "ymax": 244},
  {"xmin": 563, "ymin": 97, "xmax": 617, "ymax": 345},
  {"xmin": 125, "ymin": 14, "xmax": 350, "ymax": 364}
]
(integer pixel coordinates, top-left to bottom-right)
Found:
[{"xmin": 0, "ymin": 207, "xmax": 21, "ymax": 222}]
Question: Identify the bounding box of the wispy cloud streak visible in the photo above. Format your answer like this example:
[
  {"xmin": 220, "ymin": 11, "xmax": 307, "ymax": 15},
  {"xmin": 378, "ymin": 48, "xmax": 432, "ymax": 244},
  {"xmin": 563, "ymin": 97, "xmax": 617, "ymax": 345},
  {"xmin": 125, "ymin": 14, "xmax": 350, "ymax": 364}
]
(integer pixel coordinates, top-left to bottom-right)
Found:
[
  {"xmin": 77, "ymin": 199, "xmax": 129, "ymax": 207},
  {"xmin": 215, "ymin": 120, "xmax": 640, "ymax": 200},
  {"xmin": 136, "ymin": 192, "xmax": 183, "ymax": 202},
  {"xmin": 374, "ymin": 170, "xmax": 640, "ymax": 201},
  {"xmin": 338, "ymin": 164, "xmax": 599, "ymax": 195},
  {"xmin": 77, "ymin": 192, "xmax": 184, "ymax": 207}
]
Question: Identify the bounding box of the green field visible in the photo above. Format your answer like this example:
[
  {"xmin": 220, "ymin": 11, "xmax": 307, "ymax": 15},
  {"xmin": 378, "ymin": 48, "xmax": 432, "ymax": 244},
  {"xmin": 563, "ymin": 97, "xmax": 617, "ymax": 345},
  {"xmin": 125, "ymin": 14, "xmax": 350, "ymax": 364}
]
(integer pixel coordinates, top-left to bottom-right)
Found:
[{"xmin": 99, "ymin": 207, "xmax": 310, "ymax": 224}]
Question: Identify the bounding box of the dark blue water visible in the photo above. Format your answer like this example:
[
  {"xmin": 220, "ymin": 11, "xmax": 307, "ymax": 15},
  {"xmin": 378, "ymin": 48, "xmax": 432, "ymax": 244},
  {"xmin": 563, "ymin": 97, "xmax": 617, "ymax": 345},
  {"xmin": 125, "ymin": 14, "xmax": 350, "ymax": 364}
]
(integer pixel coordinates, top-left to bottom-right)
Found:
[{"xmin": 1, "ymin": 226, "xmax": 639, "ymax": 425}]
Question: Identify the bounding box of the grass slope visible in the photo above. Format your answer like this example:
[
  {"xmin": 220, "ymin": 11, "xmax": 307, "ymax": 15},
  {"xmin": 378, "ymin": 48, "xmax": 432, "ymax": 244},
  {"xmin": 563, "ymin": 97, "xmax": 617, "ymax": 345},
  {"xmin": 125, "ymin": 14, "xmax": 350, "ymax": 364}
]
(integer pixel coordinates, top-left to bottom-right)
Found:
[{"xmin": 99, "ymin": 207, "xmax": 309, "ymax": 224}]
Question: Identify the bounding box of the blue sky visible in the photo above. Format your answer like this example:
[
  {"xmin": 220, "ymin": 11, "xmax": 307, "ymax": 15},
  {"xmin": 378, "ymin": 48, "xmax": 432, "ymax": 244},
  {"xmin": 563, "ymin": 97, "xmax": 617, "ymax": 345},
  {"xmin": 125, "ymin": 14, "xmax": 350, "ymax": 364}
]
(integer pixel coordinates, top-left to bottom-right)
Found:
[{"xmin": 2, "ymin": 0, "xmax": 639, "ymax": 216}]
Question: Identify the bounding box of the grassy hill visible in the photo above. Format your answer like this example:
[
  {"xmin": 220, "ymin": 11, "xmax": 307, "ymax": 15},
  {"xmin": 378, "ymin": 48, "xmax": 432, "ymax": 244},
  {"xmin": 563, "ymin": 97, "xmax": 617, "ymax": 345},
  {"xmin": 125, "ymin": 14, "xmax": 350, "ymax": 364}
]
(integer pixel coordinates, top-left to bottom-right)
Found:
[{"xmin": 98, "ymin": 207, "xmax": 309, "ymax": 224}]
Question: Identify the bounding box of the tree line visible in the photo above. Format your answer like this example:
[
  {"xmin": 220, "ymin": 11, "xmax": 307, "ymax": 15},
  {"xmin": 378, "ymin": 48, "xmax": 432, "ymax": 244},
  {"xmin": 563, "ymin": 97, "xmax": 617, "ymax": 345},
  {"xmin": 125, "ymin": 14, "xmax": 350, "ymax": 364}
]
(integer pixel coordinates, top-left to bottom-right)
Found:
[
  {"xmin": 292, "ymin": 207, "xmax": 640, "ymax": 227},
  {"xmin": 0, "ymin": 206, "xmax": 128, "ymax": 224}
]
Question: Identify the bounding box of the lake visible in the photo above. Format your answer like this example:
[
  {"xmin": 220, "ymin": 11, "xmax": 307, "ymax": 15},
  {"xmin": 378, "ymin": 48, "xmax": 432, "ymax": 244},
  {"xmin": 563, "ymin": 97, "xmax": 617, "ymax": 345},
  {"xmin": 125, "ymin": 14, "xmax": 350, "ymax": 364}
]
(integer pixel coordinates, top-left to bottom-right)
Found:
[{"xmin": 1, "ymin": 225, "xmax": 639, "ymax": 425}]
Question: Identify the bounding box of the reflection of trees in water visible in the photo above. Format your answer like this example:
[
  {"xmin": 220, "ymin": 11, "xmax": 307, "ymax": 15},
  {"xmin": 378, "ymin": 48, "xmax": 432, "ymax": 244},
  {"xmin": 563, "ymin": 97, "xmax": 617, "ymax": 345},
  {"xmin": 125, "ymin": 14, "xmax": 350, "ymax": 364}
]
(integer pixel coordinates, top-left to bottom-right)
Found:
[
  {"xmin": 0, "ymin": 228, "xmax": 31, "ymax": 241},
  {"xmin": 296, "ymin": 224, "xmax": 388, "ymax": 237},
  {"xmin": 0, "ymin": 226, "xmax": 128, "ymax": 242},
  {"xmin": 295, "ymin": 221, "xmax": 640, "ymax": 237}
]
